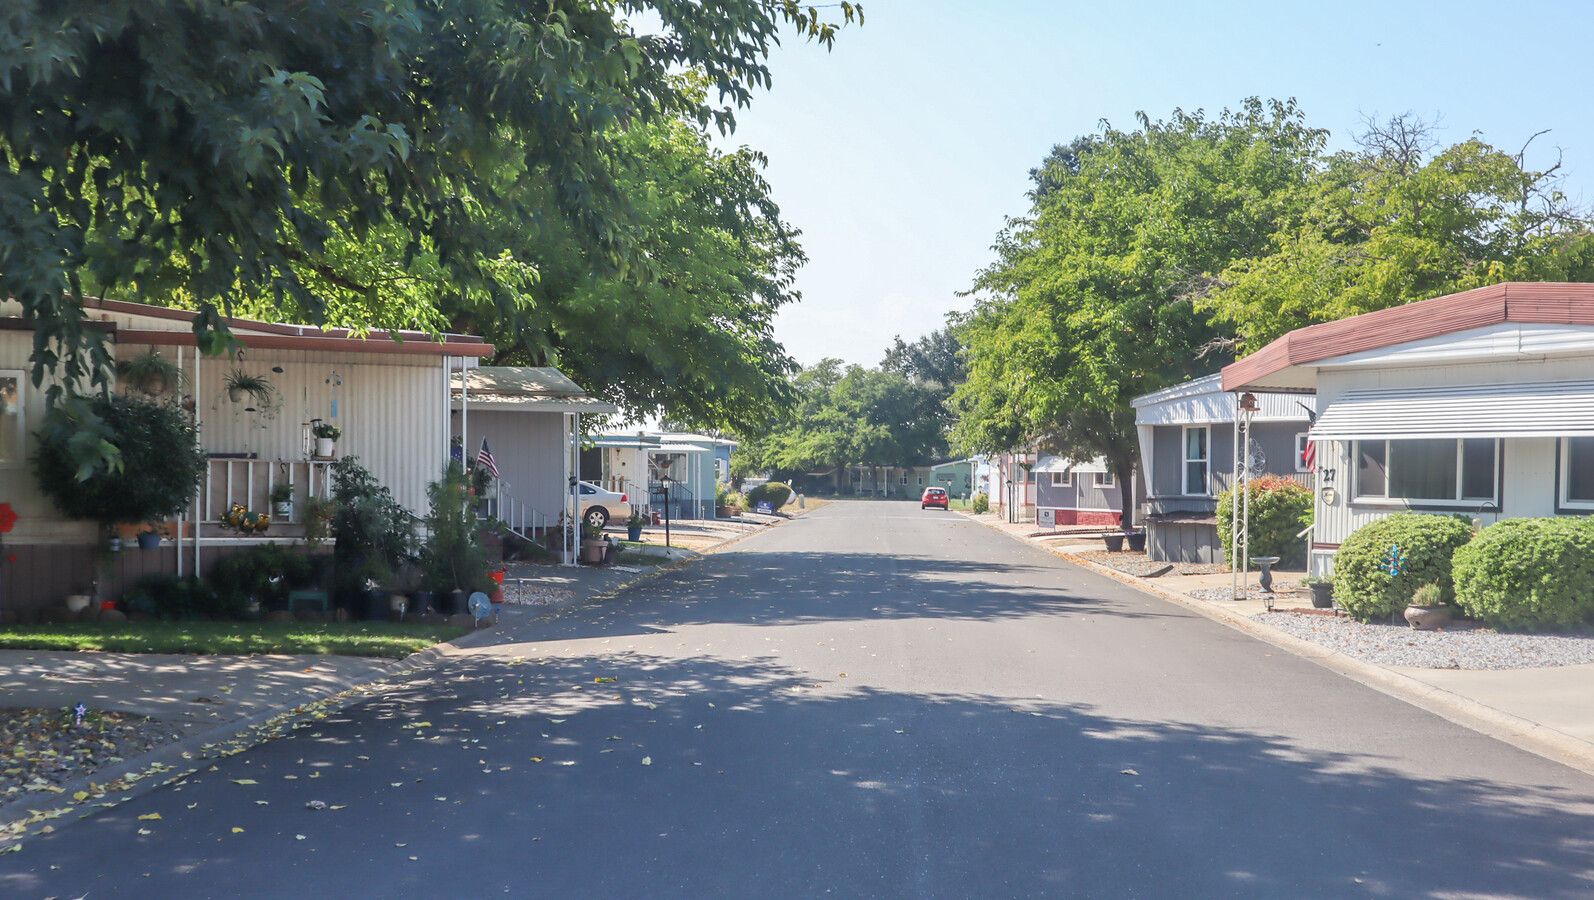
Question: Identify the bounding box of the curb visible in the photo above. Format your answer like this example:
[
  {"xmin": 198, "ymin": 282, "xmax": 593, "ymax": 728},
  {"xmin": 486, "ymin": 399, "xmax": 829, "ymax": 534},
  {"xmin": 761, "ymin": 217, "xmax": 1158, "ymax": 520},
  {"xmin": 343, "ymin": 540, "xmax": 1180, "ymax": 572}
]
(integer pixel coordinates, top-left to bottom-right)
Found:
[
  {"xmin": 0, "ymin": 522, "xmax": 768, "ymax": 844},
  {"xmin": 960, "ymin": 511, "xmax": 1594, "ymax": 778}
]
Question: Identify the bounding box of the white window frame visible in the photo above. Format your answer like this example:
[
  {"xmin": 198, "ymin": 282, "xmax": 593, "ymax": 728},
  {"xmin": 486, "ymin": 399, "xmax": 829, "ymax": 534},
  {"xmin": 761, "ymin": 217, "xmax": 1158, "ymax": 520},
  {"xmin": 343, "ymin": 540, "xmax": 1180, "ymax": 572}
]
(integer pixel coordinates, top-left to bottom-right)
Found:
[
  {"xmin": 0, "ymin": 370, "xmax": 23, "ymax": 469},
  {"xmin": 1050, "ymin": 471, "xmax": 1071, "ymax": 487},
  {"xmin": 1182, "ymin": 426, "xmax": 1209, "ymax": 496},
  {"xmin": 1294, "ymin": 432, "xmax": 1312, "ymax": 473},
  {"xmin": 1097, "ymin": 470, "xmax": 1115, "ymax": 488},
  {"xmin": 1353, "ymin": 438, "xmax": 1499, "ymax": 506},
  {"xmin": 1560, "ymin": 437, "xmax": 1594, "ymax": 510},
  {"xmin": 900, "ymin": 471, "xmax": 908, "ymax": 485}
]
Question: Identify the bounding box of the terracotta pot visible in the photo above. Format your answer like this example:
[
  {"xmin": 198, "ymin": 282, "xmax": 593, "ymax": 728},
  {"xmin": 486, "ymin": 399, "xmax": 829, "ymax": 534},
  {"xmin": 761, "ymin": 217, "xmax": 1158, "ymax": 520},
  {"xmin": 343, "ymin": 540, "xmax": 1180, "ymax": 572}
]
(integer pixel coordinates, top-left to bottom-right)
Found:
[
  {"xmin": 1404, "ymin": 604, "xmax": 1452, "ymax": 630},
  {"xmin": 581, "ymin": 539, "xmax": 607, "ymax": 564}
]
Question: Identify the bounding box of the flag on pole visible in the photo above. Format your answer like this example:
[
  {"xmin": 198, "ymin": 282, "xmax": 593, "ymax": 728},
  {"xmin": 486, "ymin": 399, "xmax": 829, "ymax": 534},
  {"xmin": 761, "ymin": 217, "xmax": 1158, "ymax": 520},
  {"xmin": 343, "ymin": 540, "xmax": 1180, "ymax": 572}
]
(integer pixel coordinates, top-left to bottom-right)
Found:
[
  {"xmin": 450, "ymin": 441, "xmax": 464, "ymax": 463},
  {"xmin": 1301, "ymin": 430, "xmax": 1317, "ymax": 470},
  {"xmin": 477, "ymin": 438, "xmax": 499, "ymax": 479}
]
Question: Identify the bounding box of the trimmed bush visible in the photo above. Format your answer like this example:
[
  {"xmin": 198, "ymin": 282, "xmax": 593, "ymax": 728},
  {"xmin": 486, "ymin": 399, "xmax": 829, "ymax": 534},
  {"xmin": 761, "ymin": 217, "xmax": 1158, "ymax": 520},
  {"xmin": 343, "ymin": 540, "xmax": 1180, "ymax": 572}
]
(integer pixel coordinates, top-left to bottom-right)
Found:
[
  {"xmin": 1216, "ymin": 475, "xmax": 1314, "ymax": 569},
  {"xmin": 33, "ymin": 394, "xmax": 205, "ymax": 524},
  {"xmin": 1332, "ymin": 512, "xmax": 1474, "ymax": 621},
  {"xmin": 745, "ymin": 481, "xmax": 793, "ymax": 510},
  {"xmin": 1452, "ymin": 517, "xmax": 1594, "ymax": 630},
  {"xmin": 972, "ymin": 492, "xmax": 990, "ymax": 514}
]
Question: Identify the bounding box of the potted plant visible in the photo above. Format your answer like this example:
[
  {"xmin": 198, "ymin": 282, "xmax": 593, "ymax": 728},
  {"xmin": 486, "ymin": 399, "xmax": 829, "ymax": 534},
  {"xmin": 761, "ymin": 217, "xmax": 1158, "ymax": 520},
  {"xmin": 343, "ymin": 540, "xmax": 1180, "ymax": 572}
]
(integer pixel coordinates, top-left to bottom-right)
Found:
[
  {"xmin": 417, "ymin": 460, "xmax": 492, "ymax": 611},
  {"xmin": 269, "ymin": 483, "xmax": 295, "ymax": 518},
  {"xmin": 312, "ymin": 421, "xmax": 342, "ymax": 458},
  {"xmin": 116, "ymin": 348, "xmax": 185, "ymax": 396},
  {"xmin": 1124, "ymin": 527, "xmax": 1146, "ymax": 553},
  {"xmin": 581, "ymin": 520, "xmax": 608, "ymax": 564},
  {"xmin": 1302, "ymin": 576, "xmax": 1334, "ymax": 609},
  {"xmin": 626, "ymin": 511, "xmax": 646, "ymax": 542},
  {"xmin": 1101, "ymin": 531, "xmax": 1125, "ymax": 552},
  {"xmin": 1404, "ymin": 582, "xmax": 1452, "ymax": 630},
  {"xmin": 136, "ymin": 524, "xmax": 162, "ymax": 551}
]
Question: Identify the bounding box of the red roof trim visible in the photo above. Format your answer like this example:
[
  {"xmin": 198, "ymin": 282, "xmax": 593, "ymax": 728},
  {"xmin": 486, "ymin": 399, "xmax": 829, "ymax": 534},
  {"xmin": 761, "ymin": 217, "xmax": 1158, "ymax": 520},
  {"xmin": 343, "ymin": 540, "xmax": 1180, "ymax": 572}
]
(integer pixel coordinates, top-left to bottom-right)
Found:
[
  {"xmin": 118, "ymin": 329, "xmax": 494, "ymax": 358},
  {"xmin": 1221, "ymin": 283, "xmax": 1594, "ymax": 391},
  {"xmin": 82, "ymin": 296, "xmax": 485, "ymax": 345}
]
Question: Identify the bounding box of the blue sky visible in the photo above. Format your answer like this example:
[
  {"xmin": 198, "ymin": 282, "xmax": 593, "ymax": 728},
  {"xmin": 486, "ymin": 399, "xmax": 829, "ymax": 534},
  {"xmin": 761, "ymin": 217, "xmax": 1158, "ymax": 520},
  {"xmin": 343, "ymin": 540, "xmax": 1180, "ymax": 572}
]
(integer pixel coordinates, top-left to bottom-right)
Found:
[{"xmin": 719, "ymin": 0, "xmax": 1594, "ymax": 368}]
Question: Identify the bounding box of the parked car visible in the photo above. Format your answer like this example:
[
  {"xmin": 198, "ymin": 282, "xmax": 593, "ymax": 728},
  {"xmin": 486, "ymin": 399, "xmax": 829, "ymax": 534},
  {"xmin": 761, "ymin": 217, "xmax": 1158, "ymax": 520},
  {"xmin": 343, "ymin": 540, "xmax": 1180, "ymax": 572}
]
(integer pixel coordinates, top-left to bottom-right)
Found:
[
  {"xmin": 921, "ymin": 486, "xmax": 949, "ymax": 510},
  {"xmin": 578, "ymin": 481, "xmax": 629, "ymax": 529}
]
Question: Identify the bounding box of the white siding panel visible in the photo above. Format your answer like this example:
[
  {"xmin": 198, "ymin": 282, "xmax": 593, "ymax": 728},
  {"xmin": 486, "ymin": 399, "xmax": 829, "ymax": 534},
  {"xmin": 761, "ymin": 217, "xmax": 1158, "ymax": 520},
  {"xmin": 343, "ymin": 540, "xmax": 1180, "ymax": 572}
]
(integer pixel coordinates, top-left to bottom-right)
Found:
[
  {"xmin": 1315, "ymin": 381, "xmax": 1594, "ymax": 440},
  {"xmin": 1504, "ymin": 438, "xmax": 1557, "ymax": 519}
]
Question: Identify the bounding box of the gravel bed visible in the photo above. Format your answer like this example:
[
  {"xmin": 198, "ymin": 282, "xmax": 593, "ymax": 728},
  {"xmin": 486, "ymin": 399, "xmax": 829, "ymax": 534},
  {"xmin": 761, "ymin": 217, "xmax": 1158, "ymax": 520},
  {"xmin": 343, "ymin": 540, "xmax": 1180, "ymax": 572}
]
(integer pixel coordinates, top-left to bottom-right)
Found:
[
  {"xmin": 1, "ymin": 707, "xmax": 183, "ymax": 800},
  {"xmin": 1073, "ymin": 550, "xmax": 1231, "ymax": 577},
  {"xmin": 1253, "ymin": 611, "xmax": 1594, "ymax": 670},
  {"xmin": 498, "ymin": 581, "xmax": 574, "ymax": 607},
  {"xmin": 1188, "ymin": 584, "xmax": 1304, "ymax": 603}
]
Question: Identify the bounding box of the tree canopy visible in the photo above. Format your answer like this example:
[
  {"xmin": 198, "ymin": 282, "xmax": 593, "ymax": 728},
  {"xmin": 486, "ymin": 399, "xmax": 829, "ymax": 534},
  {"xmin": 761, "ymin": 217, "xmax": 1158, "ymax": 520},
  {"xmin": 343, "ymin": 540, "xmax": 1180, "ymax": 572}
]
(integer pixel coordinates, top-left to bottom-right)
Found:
[
  {"xmin": 0, "ymin": 0, "xmax": 859, "ymax": 469},
  {"xmin": 953, "ymin": 99, "xmax": 1326, "ymax": 520}
]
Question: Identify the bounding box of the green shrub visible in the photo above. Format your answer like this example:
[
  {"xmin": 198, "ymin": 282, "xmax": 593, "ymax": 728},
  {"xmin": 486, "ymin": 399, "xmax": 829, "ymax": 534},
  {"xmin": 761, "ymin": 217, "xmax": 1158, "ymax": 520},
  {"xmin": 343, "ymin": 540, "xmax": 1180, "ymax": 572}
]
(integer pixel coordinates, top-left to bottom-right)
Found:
[
  {"xmin": 124, "ymin": 574, "xmax": 231, "ymax": 620},
  {"xmin": 419, "ymin": 461, "xmax": 494, "ymax": 594},
  {"xmin": 972, "ymin": 492, "xmax": 990, "ymax": 514},
  {"xmin": 1452, "ymin": 517, "xmax": 1594, "ymax": 629},
  {"xmin": 33, "ymin": 394, "xmax": 205, "ymax": 525},
  {"xmin": 1216, "ymin": 475, "xmax": 1314, "ymax": 569},
  {"xmin": 745, "ymin": 482, "xmax": 794, "ymax": 510},
  {"xmin": 1332, "ymin": 512, "xmax": 1474, "ymax": 622},
  {"xmin": 209, "ymin": 545, "xmax": 324, "ymax": 611}
]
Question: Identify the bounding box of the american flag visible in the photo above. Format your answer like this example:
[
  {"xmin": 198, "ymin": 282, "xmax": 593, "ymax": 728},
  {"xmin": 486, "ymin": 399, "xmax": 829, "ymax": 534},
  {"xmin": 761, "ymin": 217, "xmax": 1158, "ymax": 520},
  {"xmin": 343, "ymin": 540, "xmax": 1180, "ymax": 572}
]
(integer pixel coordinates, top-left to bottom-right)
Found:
[
  {"xmin": 1301, "ymin": 433, "xmax": 1317, "ymax": 470},
  {"xmin": 476, "ymin": 438, "xmax": 499, "ymax": 479}
]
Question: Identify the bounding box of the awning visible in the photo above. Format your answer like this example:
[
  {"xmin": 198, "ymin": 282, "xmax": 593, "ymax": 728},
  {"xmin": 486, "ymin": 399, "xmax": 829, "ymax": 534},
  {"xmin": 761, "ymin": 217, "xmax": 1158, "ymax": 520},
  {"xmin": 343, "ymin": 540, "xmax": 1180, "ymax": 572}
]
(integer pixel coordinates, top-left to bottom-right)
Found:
[
  {"xmin": 1033, "ymin": 455, "xmax": 1109, "ymax": 474},
  {"xmin": 1313, "ymin": 380, "xmax": 1594, "ymax": 440}
]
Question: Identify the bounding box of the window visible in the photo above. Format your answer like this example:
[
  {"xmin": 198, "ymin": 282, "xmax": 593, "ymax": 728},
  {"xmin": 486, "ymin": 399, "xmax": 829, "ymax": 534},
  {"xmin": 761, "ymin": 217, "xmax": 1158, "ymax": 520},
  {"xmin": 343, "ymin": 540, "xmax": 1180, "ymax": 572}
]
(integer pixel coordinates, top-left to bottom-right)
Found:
[
  {"xmin": 1295, "ymin": 433, "xmax": 1312, "ymax": 473},
  {"xmin": 917, "ymin": 475, "xmax": 924, "ymax": 485},
  {"xmin": 1183, "ymin": 426, "xmax": 1209, "ymax": 495},
  {"xmin": 1097, "ymin": 470, "xmax": 1115, "ymax": 488},
  {"xmin": 1354, "ymin": 439, "xmax": 1497, "ymax": 504},
  {"xmin": 900, "ymin": 471, "xmax": 908, "ymax": 484},
  {"xmin": 1561, "ymin": 437, "xmax": 1594, "ymax": 508},
  {"xmin": 851, "ymin": 468, "xmax": 861, "ymax": 483},
  {"xmin": 0, "ymin": 372, "xmax": 21, "ymax": 467},
  {"xmin": 1050, "ymin": 471, "xmax": 1071, "ymax": 487}
]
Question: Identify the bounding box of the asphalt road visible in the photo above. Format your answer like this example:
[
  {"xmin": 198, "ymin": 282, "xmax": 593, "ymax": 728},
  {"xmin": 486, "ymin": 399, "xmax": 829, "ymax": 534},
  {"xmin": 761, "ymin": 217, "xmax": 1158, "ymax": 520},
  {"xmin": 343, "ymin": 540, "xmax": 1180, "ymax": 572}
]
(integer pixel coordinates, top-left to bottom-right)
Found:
[{"xmin": 7, "ymin": 501, "xmax": 1594, "ymax": 899}]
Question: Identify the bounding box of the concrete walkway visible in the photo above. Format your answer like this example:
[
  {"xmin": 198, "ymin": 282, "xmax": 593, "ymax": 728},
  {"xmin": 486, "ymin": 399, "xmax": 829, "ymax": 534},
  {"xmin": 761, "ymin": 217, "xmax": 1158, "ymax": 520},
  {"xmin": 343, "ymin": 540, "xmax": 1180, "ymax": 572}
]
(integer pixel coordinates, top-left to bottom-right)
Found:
[{"xmin": 963, "ymin": 510, "xmax": 1594, "ymax": 775}]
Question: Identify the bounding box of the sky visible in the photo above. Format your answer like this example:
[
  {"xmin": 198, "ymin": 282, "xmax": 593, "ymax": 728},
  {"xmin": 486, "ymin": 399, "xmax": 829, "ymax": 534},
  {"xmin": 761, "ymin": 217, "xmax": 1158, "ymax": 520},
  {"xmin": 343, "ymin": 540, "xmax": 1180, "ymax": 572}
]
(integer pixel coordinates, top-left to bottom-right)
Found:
[{"xmin": 717, "ymin": 0, "xmax": 1594, "ymax": 370}]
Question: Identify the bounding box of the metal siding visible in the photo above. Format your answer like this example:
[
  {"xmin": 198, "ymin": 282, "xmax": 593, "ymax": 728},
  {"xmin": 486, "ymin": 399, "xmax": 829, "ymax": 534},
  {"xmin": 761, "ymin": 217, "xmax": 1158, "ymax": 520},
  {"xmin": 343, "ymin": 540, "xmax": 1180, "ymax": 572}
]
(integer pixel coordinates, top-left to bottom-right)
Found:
[
  {"xmin": 1314, "ymin": 380, "xmax": 1594, "ymax": 440},
  {"xmin": 1211, "ymin": 427, "xmax": 1235, "ymax": 494},
  {"xmin": 1503, "ymin": 437, "xmax": 1557, "ymax": 518},
  {"xmin": 462, "ymin": 410, "xmax": 567, "ymax": 522}
]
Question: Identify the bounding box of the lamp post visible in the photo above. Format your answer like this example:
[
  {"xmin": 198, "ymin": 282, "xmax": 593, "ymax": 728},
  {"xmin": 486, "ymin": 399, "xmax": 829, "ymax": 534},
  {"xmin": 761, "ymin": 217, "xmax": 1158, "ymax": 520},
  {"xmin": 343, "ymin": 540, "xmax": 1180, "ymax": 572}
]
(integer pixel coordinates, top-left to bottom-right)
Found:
[
  {"xmin": 1232, "ymin": 392, "xmax": 1260, "ymax": 601},
  {"xmin": 655, "ymin": 455, "xmax": 674, "ymax": 549}
]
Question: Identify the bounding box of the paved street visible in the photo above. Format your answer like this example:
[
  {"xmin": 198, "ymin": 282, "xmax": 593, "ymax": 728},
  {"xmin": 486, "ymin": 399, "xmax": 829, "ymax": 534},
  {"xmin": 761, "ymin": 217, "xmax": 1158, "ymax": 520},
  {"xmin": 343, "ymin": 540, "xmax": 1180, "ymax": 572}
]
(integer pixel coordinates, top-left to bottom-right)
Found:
[{"xmin": 7, "ymin": 501, "xmax": 1594, "ymax": 898}]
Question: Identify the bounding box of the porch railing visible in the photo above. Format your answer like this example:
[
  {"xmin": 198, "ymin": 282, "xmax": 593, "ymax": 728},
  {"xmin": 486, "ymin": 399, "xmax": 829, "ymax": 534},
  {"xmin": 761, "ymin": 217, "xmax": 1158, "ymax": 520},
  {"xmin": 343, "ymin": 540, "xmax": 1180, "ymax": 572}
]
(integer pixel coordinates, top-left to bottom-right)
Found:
[{"xmin": 202, "ymin": 458, "xmax": 335, "ymax": 525}]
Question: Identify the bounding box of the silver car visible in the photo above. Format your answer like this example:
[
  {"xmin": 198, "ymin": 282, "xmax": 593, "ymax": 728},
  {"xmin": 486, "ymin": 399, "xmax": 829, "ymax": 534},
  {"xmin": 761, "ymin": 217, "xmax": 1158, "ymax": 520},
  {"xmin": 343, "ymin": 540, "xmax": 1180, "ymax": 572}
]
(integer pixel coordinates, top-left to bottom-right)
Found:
[{"xmin": 578, "ymin": 481, "xmax": 629, "ymax": 530}]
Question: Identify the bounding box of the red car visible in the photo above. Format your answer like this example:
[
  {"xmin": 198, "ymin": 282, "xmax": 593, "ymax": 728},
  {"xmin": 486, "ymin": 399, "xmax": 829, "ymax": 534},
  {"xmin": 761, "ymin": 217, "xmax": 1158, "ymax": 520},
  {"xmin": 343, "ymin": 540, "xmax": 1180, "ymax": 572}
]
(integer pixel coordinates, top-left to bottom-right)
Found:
[{"xmin": 921, "ymin": 486, "xmax": 949, "ymax": 510}]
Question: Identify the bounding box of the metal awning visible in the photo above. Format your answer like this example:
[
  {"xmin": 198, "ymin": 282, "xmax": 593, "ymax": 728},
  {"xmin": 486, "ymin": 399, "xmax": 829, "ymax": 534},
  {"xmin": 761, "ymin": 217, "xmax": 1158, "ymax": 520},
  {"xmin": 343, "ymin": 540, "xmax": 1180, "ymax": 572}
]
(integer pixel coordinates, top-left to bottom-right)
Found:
[
  {"xmin": 1313, "ymin": 380, "xmax": 1594, "ymax": 440},
  {"xmin": 1033, "ymin": 455, "xmax": 1109, "ymax": 474}
]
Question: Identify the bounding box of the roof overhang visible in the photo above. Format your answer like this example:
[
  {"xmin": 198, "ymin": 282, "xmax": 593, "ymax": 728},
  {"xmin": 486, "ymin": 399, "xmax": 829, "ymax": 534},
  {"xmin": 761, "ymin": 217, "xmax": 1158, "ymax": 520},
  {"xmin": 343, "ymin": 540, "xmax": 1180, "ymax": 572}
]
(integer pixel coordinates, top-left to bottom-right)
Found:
[
  {"xmin": 1222, "ymin": 282, "xmax": 1594, "ymax": 393},
  {"xmin": 1313, "ymin": 380, "xmax": 1594, "ymax": 440},
  {"xmin": 451, "ymin": 396, "xmax": 618, "ymax": 414},
  {"xmin": 120, "ymin": 329, "xmax": 493, "ymax": 358}
]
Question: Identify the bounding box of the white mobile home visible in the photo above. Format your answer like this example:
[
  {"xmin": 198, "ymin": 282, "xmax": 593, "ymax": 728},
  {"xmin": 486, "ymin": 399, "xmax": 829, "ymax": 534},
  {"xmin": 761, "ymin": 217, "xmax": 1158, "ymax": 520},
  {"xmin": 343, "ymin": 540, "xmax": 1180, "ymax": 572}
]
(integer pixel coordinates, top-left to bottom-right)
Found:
[{"xmin": 1222, "ymin": 282, "xmax": 1594, "ymax": 576}]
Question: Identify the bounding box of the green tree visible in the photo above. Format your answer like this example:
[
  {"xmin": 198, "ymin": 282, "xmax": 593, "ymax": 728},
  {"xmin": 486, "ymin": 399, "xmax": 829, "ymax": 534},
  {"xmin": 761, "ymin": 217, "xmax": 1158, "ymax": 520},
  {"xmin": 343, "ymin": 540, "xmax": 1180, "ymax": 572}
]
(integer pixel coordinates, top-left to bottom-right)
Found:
[
  {"xmin": 1200, "ymin": 114, "xmax": 1594, "ymax": 351},
  {"xmin": 0, "ymin": 0, "xmax": 859, "ymax": 472},
  {"xmin": 954, "ymin": 99, "xmax": 1325, "ymax": 523}
]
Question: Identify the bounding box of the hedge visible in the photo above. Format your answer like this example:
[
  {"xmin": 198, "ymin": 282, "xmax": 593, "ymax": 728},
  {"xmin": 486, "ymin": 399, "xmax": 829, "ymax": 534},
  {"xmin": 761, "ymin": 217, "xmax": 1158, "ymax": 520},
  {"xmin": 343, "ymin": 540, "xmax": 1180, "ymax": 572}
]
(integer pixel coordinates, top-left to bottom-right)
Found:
[
  {"xmin": 1332, "ymin": 512, "xmax": 1474, "ymax": 622},
  {"xmin": 1216, "ymin": 475, "xmax": 1313, "ymax": 569},
  {"xmin": 1452, "ymin": 517, "xmax": 1594, "ymax": 630},
  {"xmin": 745, "ymin": 481, "xmax": 793, "ymax": 510}
]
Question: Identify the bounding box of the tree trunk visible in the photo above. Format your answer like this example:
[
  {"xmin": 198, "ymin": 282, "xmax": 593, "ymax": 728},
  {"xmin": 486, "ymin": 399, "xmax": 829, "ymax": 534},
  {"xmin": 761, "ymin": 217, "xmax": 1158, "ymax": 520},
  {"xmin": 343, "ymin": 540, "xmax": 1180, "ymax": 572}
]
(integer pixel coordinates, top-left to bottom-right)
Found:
[{"xmin": 1117, "ymin": 458, "xmax": 1135, "ymax": 530}]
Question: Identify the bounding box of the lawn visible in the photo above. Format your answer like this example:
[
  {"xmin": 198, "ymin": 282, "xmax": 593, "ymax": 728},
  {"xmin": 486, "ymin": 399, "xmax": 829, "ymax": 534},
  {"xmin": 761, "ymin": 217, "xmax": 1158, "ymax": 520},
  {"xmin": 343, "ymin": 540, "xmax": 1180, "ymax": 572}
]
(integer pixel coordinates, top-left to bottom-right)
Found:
[{"xmin": 0, "ymin": 621, "xmax": 467, "ymax": 658}]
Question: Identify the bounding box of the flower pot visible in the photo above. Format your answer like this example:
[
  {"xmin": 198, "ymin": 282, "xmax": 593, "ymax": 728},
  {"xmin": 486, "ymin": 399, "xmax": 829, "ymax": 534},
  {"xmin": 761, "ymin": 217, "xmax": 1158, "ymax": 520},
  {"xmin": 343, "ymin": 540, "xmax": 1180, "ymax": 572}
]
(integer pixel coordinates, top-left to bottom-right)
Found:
[
  {"xmin": 1125, "ymin": 531, "xmax": 1146, "ymax": 553},
  {"xmin": 273, "ymin": 500, "xmax": 294, "ymax": 519},
  {"xmin": 1404, "ymin": 604, "xmax": 1452, "ymax": 630},
  {"xmin": 1308, "ymin": 581, "xmax": 1335, "ymax": 609},
  {"xmin": 100, "ymin": 600, "xmax": 117, "ymax": 612},
  {"xmin": 581, "ymin": 539, "xmax": 607, "ymax": 564},
  {"xmin": 107, "ymin": 536, "xmax": 122, "ymax": 553},
  {"xmin": 445, "ymin": 589, "xmax": 466, "ymax": 616},
  {"xmin": 136, "ymin": 532, "xmax": 161, "ymax": 551},
  {"xmin": 412, "ymin": 590, "xmax": 435, "ymax": 615},
  {"xmin": 627, "ymin": 525, "xmax": 643, "ymax": 542},
  {"xmin": 315, "ymin": 437, "xmax": 336, "ymax": 457},
  {"xmin": 1102, "ymin": 532, "xmax": 1125, "ymax": 552},
  {"xmin": 64, "ymin": 594, "xmax": 92, "ymax": 614}
]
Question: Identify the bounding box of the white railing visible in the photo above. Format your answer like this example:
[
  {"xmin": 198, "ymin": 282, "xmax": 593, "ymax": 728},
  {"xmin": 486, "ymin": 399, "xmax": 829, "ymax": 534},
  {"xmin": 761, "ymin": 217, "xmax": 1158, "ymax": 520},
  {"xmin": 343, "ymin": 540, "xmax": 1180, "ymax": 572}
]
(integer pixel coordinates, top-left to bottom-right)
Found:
[
  {"xmin": 203, "ymin": 458, "xmax": 335, "ymax": 525},
  {"xmin": 485, "ymin": 476, "xmax": 552, "ymax": 537}
]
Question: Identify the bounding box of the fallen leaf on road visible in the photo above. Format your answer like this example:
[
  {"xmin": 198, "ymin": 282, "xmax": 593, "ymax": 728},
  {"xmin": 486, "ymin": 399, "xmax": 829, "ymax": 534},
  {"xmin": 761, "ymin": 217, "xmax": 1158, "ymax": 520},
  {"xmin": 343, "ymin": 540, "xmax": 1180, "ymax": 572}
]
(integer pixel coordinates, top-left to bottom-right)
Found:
[
  {"xmin": 230, "ymin": 779, "xmax": 258, "ymax": 785},
  {"xmin": 1120, "ymin": 769, "xmax": 1139, "ymax": 776},
  {"xmin": 305, "ymin": 801, "xmax": 326, "ymax": 810},
  {"xmin": 641, "ymin": 757, "xmax": 652, "ymax": 766},
  {"xmin": 595, "ymin": 677, "xmax": 616, "ymax": 683},
  {"xmin": 296, "ymin": 834, "xmax": 306, "ymax": 840},
  {"xmin": 231, "ymin": 827, "xmax": 244, "ymax": 833},
  {"xmin": 137, "ymin": 827, "xmax": 151, "ymax": 835},
  {"xmin": 137, "ymin": 813, "xmax": 161, "ymax": 821}
]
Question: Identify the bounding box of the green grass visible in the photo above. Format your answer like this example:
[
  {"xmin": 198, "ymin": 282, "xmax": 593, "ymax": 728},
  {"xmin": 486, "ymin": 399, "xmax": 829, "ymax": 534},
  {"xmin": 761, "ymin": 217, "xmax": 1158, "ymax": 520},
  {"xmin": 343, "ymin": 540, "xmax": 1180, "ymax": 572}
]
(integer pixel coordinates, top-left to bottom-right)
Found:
[{"xmin": 0, "ymin": 621, "xmax": 466, "ymax": 658}]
